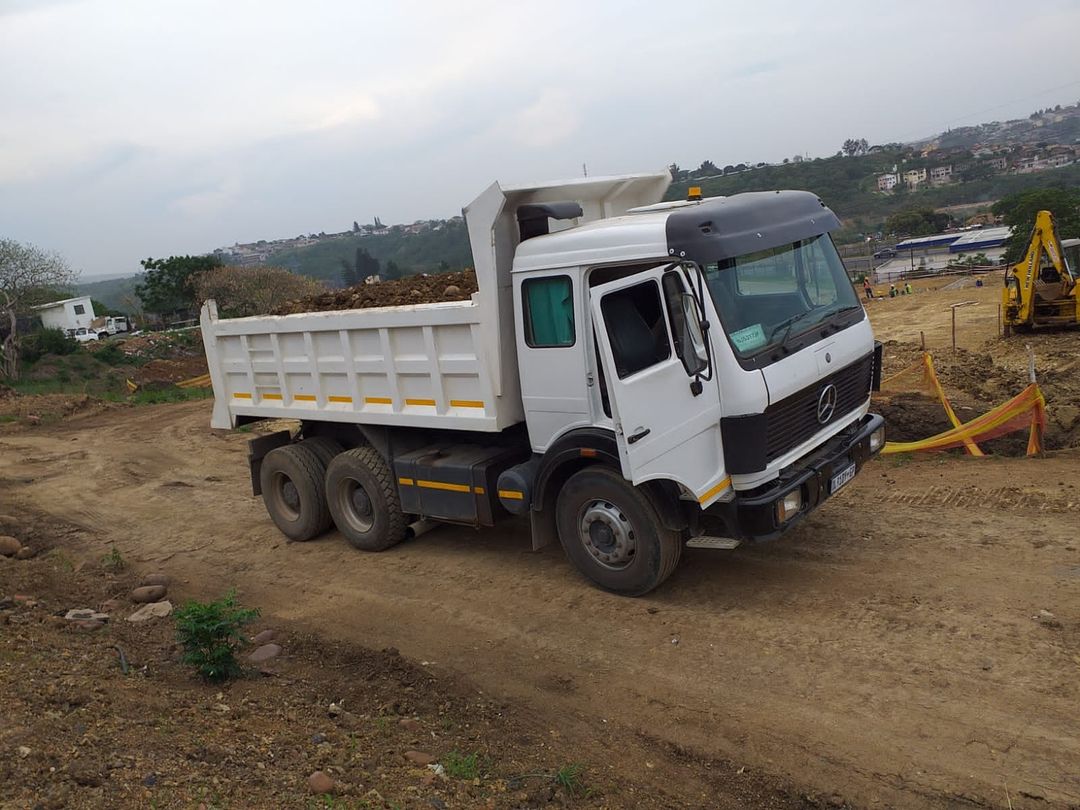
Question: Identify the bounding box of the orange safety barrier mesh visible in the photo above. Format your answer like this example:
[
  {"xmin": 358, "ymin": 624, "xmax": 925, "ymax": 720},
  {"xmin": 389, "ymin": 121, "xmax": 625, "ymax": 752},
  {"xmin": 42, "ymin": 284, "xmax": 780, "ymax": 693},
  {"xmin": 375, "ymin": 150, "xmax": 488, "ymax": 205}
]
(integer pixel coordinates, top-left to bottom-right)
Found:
[{"xmin": 879, "ymin": 352, "xmax": 1046, "ymax": 457}]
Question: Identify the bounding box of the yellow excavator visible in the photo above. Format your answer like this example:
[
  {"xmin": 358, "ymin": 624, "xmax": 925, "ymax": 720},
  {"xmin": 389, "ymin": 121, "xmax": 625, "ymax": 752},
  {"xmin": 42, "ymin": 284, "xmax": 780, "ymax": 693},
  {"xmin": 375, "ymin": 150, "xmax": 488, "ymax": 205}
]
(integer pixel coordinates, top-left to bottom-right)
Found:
[{"xmin": 1002, "ymin": 209, "xmax": 1080, "ymax": 335}]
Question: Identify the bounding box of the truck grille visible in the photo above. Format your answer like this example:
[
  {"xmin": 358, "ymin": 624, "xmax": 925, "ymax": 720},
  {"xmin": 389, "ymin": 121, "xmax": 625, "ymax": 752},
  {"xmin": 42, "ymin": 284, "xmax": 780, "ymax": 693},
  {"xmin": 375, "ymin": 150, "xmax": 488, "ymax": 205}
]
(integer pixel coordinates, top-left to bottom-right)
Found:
[{"xmin": 764, "ymin": 354, "xmax": 873, "ymax": 462}]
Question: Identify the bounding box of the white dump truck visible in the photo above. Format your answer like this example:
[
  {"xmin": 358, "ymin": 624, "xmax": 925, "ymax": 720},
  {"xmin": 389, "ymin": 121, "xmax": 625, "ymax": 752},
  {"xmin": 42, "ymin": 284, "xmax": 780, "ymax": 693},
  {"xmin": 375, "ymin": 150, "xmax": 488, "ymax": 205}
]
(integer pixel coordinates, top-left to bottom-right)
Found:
[{"xmin": 201, "ymin": 172, "xmax": 884, "ymax": 595}]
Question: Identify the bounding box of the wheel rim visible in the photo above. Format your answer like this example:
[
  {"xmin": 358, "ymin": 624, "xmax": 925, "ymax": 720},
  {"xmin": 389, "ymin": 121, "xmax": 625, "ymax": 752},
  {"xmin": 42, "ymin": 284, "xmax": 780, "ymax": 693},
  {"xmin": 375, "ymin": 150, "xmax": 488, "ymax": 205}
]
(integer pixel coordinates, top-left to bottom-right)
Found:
[
  {"xmin": 337, "ymin": 477, "xmax": 375, "ymax": 533},
  {"xmin": 271, "ymin": 471, "xmax": 301, "ymax": 522},
  {"xmin": 579, "ymin": 499, "xmax": 636, "ymax": 570}
]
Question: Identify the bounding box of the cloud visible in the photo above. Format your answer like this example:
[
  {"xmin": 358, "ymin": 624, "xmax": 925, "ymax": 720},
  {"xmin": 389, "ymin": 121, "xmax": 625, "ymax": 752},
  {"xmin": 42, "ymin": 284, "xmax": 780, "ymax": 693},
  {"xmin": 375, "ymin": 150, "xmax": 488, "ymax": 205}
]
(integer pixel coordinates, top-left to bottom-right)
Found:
[{"xmin": 503, "ymin": 89, "xmax": 581, "ymax": 149}]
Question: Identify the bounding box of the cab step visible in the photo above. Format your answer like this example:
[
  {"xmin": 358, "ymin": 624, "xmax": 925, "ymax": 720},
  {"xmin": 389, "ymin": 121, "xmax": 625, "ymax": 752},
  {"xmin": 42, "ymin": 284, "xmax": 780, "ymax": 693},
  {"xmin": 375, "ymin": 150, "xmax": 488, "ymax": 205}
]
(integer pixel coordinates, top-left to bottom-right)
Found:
[{"xmin": 686, "ymin": 536, "xmax": 741, "ymax": 550}]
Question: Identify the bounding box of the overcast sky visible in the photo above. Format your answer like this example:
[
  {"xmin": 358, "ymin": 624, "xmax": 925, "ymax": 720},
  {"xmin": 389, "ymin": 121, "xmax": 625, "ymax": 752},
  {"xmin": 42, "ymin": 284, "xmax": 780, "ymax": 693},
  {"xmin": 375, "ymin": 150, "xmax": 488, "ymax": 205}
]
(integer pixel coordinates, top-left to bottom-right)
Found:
[{"xmin": 2, "ymin": 0, "xmax": 1080, "ymax": 277}]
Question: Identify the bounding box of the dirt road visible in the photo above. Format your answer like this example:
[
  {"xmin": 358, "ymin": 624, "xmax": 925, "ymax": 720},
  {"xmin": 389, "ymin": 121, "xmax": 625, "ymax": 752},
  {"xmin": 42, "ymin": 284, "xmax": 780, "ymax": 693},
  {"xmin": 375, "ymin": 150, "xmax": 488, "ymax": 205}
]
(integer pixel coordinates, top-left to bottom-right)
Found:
[{"xmin": 2, "ymin": 400, "xmax": 1078, "ymax": 808}]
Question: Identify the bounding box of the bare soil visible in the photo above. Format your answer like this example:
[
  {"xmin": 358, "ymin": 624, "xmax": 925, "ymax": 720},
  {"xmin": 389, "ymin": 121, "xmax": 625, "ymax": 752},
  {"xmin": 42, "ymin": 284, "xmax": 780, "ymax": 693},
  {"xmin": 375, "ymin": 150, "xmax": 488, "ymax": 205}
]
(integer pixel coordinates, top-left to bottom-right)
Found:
[
  {"xmin": 275, "ymin": 271, "xmax": 478, "ymax": 315},
  {"xmin": 2, "ymin": 279, "xmax": 1079, "ymax": 808}
]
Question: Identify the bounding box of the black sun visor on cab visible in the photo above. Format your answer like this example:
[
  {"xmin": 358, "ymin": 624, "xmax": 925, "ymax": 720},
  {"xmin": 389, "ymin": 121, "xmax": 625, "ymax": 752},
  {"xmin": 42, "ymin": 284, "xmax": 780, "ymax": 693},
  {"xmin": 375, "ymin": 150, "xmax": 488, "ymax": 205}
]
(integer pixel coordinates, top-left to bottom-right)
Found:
[{"xmin": 664, "ymin": 190, "xmax": 842, "ymax": 265}]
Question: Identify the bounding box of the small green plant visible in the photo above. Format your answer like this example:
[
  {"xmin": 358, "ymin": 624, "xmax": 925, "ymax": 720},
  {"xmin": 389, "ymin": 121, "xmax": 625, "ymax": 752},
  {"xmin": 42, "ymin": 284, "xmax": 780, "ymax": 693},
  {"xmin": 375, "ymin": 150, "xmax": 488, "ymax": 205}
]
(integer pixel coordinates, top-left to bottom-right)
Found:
[
  {"xmin": 555, "ymin": 763, "xmax": 587, "ymax": 797},
  {"xmin": 442, "ymin": 750, "xmax": 483, "ymax": 780},
  {"xmin": 174, "ymin": 589, "xmax": 259, "ymax": 682},
  {"xmin": 101, "ymin": 546, "xmax": 126, "ymax": 572}
]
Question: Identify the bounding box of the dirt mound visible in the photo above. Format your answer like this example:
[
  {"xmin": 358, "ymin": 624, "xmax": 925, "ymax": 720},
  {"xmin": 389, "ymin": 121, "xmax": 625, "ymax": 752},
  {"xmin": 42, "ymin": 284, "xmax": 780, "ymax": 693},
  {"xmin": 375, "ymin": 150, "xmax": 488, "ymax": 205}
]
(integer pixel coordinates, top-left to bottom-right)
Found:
[
  {"xmin": 875, "ymin": 332, "xmax": 1080, "ymax": 451},
  {"xmin": 275, "ymin": 270, "xmax": 478, "ymax": 315},
  {"xmin": 132, "ymin": 357, "xmax": 208, "ymax": 386}
]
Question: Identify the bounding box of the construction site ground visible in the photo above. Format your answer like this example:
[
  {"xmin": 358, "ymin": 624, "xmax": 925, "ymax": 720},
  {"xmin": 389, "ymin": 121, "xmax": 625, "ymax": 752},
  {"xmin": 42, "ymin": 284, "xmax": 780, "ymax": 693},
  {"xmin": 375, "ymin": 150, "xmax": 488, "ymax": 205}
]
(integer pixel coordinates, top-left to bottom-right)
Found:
[{"xmin": 2, "ymin": 274, "xmax": 1079, "ymax": 808}]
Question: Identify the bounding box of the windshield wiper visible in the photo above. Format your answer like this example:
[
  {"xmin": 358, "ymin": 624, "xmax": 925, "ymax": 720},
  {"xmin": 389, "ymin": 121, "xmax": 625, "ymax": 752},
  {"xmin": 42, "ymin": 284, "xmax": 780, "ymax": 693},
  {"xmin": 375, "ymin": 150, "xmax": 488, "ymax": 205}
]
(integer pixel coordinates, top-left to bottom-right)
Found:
[{"xmin": 772, "ymin": 304, "xmax": 860, "ymax": 353}]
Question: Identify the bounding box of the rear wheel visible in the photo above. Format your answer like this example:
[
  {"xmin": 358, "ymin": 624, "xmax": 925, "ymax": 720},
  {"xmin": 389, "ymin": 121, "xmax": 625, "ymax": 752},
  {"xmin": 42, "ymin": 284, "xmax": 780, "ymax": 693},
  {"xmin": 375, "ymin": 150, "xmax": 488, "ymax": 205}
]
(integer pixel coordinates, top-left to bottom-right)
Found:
[
  {"xmin": 299, "ymin": 436, "xmax": 343, "ymax": 469},
  {"xmin": 260, "ymin": 444, "xmax": 333, "ymax": 541},
  {"xmin": 555, "ymin": 466, "xmax": 682, "ymax": 596},
  {"xmin": 325, "ymin": 447, "xmax": 406, "ymax": 551}
]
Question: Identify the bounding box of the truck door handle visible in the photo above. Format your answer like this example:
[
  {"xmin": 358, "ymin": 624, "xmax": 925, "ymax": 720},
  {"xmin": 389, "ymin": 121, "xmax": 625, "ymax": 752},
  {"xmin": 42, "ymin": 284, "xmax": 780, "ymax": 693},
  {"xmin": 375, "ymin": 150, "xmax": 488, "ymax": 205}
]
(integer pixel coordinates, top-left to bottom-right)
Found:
[{"xmin": 627, "ymin": 428, "xmax": 650, "ymax": 444}]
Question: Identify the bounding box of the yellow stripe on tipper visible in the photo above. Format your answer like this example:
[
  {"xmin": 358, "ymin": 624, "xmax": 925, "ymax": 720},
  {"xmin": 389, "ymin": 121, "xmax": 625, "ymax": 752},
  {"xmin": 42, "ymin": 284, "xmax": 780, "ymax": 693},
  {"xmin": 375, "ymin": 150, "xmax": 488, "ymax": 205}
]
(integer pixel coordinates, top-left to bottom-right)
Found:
[
  {"xmin": 262, "ymin": 393, "xmax": 283, "ymax": 400},
  {"xmin": 417, "ymin": 479, "xmax": 471, "ymax": 493},
  {"xmin": 449, "ymin": 399, "xmax": 484, "ymax": 409},
  {"xmin": 364, "ymin": 396, "xmax": 391, "ymax": 405},
  {"xmin": 398, "ymin": 477, "xmax": 414, "ymax": 486},
  {"xmin": 697, "ymin": 476, "xmax": 732, "ymax": 504},
  {"xmin": 405, "ymin": 398, "xmax": 436, "ymax": 407},
  {"xmin": 498, "ymin": 489, "xmax": 524, "ymax": 500},
  {"xmin": 328, "ymin": 395, "xmax": 353, "ymax": 403},
  {"xmin": 232, "ymin": 392, "xmax": 252, "ymax": 399},
  {"xmin": 294, "ymin": 394, "xmax": 316, "ymax": 402}
]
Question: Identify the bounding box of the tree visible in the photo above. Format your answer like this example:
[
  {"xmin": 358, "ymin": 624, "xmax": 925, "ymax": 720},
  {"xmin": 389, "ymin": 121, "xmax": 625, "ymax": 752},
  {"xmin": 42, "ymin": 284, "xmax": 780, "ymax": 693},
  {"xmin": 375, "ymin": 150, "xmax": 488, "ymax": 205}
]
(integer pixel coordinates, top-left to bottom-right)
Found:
[
  {"xmin": 0, "ymin": 238, "xmax": 78, "ymax": 380},
  {"xmin": 668, "ymin": 163, "xmax": 688, "ymax": 182},
  {"xmin": 340, "ymin": 258, "xmax": 358, "ymax": 288},
  {"xmin": 992, "ymin": 187, "xmax": 1080, "ymax": 264},
  {"xmin": 695, "ymin": 160, "xmax": 718, "ymax": 177},
  {"xmin": 841, "ymin": 138, "xmax": 869, "ymax": 157},
  {"xmin": 885, "ymin": 208, "xmax": 952, "ymax": 237},
  {"xmin": 192, "ymin": 266, "xmax": 325, "ymax": 318},
  {"xmin": 352, "ymin": 221, "xmax": 360, "ymax": 233},
  {"xmin": 136, "ymin": 255, "xmax": 223, "ymax": 317},
  {"xmin": 384, "ymin": 260, "xmax": 402, "ymax": 280}
]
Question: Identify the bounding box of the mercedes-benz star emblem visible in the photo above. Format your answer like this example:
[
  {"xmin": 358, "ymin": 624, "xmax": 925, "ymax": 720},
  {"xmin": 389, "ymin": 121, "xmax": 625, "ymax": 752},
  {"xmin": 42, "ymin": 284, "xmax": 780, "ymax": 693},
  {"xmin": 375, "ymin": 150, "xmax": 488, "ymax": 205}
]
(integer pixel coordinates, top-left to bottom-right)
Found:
[{"xmin": 817, "ymin": 384, "xmax": 838, "ymax": 424}]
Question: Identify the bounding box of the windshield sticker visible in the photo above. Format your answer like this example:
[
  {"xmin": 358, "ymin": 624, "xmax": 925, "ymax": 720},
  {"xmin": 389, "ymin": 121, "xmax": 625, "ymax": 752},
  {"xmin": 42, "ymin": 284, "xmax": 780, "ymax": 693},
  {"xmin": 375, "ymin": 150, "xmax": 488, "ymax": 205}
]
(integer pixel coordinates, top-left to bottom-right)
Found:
[{"xmin": 730, "ymin": 323, "xmax": 767, "ymax": 352}]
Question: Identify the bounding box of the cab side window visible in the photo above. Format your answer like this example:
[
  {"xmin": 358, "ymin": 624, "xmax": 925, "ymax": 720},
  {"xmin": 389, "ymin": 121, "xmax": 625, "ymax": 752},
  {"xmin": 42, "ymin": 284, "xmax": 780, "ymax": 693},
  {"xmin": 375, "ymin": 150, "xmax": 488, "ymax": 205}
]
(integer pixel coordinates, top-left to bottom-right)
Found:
[
  {"xmin": 600, "ymin": 281, "xmax": 671, "ymax": 378},
  {"xmin": 523, "ymin": 276, "xmax": 575, "ymax": 347}
]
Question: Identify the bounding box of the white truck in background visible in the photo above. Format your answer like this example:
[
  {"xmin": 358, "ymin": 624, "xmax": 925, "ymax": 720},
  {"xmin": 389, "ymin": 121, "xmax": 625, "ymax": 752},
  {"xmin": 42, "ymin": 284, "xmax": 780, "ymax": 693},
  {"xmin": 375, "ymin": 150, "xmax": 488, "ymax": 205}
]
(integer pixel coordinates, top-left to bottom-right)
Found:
[{"xmin": 200, "ymin": 172, "xmax": 884, "ymax": 596}]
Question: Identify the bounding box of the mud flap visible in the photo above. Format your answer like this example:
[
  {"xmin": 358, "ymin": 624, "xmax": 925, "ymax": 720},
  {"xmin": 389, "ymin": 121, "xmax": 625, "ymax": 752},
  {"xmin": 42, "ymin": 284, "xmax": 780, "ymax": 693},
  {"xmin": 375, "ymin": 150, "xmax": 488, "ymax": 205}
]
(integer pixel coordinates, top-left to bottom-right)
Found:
[{"xmin": 247, "ymin": 430, "xmax": 291, "ymax": 496}]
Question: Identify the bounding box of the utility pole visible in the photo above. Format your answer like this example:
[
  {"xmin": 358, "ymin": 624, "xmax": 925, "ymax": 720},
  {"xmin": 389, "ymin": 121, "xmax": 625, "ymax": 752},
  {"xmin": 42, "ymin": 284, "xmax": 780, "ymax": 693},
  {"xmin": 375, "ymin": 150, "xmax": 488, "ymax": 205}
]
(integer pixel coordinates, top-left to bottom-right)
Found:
[{"xmin": 582, "ymin": 163, "xmax": 588, "ymax": 178}]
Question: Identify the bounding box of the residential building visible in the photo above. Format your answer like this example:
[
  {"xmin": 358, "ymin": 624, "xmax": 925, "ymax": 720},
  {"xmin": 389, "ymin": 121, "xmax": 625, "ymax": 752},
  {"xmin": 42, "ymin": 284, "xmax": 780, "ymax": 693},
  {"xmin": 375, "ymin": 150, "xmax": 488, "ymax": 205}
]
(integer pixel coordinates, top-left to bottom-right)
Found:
[
  {"xmin": 31, "ymin": 296, "xmax": 96, "ymax": 333},
  {"xmin": 989, "ymin": 156, "xmax": 1008, "ymax": 171},
  {"xmin": 929, "ymin": 165, "xmax": 954, "ymax": 185},
  {"xmin": 903, "ymin": 168, "xmax": 928, "ymax": 188},
  {"xmin": 876, "ymin": 173, "xmax": 899, "ymax": 192}
]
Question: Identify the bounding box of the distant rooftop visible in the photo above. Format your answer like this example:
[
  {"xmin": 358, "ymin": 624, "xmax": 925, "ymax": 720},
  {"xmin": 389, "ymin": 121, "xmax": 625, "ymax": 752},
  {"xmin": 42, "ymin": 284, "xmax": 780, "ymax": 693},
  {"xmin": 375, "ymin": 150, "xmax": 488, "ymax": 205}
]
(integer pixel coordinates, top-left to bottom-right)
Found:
[{"xmin": 30, "ymin": 295, "xmax": 91, "ymax": 310}]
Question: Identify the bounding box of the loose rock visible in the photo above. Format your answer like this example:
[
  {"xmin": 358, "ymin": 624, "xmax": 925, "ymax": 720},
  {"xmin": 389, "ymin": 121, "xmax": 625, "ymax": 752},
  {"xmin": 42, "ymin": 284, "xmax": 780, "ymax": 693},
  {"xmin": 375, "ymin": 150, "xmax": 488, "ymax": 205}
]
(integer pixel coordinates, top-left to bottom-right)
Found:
[
  {"xmin": 127, "ymin": 600, "xmax": 173, "ymax": 623},
  {"xmin": 15, "ymin": 546, "xmax": 36, "ymax": 560},
  {"xmin": 73, "ymin": 620, "xmax": 105, "ymax": 632},
  {"xmin": 399, "ymin": 717, "xmax": 422, "ymax": 732},
  {"xmin": 248, "ymin": 643, "xmax": 282, "ymax": 663},
  {"xmin": 0, "ymin": 535, "xmax": 21, "ymax": 557},
  {"xmin": 252, "ymin": 628, "xmax": 277, "ymax": 645},
  {"xmin": 443, "ymin": 284, "xmax": 461, "ymax": 298},
  {"xmin": 308, "ymin": 770, "xmax": 335, "ymax": 794},
  {"xmin": 130, "ymin": 585, "xmax": 167, "ymax": 603},
  {"xmin": 140, "ymin": 573, "xmax": 171, "ymax": 587},
  {"xmin": 65, "ymin": 608, "xmax": 109, "ymax": 622},
  {"xmin": 404, "ymin": 750, "xmax": 436, "ymax": 766}
]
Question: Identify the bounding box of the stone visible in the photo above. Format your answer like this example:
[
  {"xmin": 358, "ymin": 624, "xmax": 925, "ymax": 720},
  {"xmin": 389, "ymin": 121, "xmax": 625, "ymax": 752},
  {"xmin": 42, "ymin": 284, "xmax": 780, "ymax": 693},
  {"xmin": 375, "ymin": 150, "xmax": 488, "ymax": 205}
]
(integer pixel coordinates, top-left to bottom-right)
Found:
[
  {"xmin": 1035, "ymin": 609, "xmax": 1063, "ymax": 629},
  {"xmin": 0, "ymin": 535, "xmax": 21, "ymax": 557},
  {"xmin": 399, "ymin": 718, "xmax": 422, "ymax": 732},
  {"xmin": 308, "ymin": 770, "xmax": 335, "ymax": 794},
  {"xmin": 15, "ymin": 546, "xmax": 36, "ymax": 560},
  {"xmin": 327, "ymin": 701, "xmax": 343, "ymax": 716},
  {"xmin": 443, "ymin": 285, "xmax": 462, "ymax": 298},
  {"xmin": 252, "ymin": 629, "xmax": 277, "ymax": 645},
  {"xmin": 74, "ymin": 620, "xmax": 105, "ymax": 632},
  {"xmin": 404, "ymin": 750, "xmax": 436, "ymax": 766},
  {"xmin": 248, "ymin": 643, "xmax": 281, "ymax": 663},
  {"xmin": 100, "ymin": 598, "xmax": 123, "ymax": 613},
  {"xmin": 69, "ymin": 763, "xmax": 105, "ymax": 786},
  {"xmin": 311, "ymin": 732, "xmax": 329, "ymax": 745},
  {"xmin": 17, "ymin": 746, "xmax": 31, "ymax": 759},
  {"xmin": 65, "ymin": 609, "xmax": 109, "ymax": 622},
  {"xmin": 127, "ymin": 601, "xmax": 173, "ymax": 623},
  {"xmin": 140, "ymin": 573, "xmax": 171, "ymax": 587},
  {"xmin": 142, "ymin": 773, "xmax": 158, "ymax": 787},
  {"xmin": 131, "ymin": 585, "xmax": 166, "ymax": 603}
]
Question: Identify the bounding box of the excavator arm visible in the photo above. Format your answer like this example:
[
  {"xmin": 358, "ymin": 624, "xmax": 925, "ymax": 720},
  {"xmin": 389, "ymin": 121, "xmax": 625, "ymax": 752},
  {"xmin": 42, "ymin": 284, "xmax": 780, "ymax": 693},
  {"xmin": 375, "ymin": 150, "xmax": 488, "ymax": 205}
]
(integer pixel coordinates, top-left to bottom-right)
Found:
[{"xmin": 1003, "ymin": 210, "xmax": 1079, "ymax": 332}]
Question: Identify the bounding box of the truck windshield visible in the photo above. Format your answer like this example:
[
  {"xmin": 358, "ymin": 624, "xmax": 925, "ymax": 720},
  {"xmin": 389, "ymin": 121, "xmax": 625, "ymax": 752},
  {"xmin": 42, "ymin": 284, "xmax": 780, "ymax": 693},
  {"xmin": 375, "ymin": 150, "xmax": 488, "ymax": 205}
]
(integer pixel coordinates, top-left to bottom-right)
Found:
[{"xmin": 702, "ymin": 234, "xmax": 860, "ymax": 359}]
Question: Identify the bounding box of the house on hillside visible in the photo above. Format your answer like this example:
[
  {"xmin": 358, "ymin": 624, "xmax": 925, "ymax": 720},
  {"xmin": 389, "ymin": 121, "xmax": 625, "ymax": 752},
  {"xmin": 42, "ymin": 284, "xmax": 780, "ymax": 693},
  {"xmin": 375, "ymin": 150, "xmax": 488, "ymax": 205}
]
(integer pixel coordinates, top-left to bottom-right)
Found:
[
  {"xmin": 876, "ymin": 173, "xmax": 899, "ymax": 192},
  {"xmin": 31, "ymin": 295, "xmax": 96, "ymax": 334},
  {"xmin": 903, "ymin": 168, "xmax": 927, "ymax": 189},
  {"xmin": 929, "ymin": 165, "xmax": 954, "ymax": 185}
]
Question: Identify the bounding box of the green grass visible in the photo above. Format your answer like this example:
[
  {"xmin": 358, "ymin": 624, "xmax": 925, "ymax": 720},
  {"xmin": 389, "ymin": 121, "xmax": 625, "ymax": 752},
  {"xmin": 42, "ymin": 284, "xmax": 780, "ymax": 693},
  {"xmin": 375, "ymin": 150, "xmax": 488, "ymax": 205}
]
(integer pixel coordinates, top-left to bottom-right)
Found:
[
  {"xmin": 442, "ymin": 750, "xmax": 485, "ymax": 780},
  {"xmin": 555, "ymin": 763, "xmax": 588, "ymax": 797},
  {"xmin": 101, "ymin": 546, "xmax": 126, "ymax": 572}
]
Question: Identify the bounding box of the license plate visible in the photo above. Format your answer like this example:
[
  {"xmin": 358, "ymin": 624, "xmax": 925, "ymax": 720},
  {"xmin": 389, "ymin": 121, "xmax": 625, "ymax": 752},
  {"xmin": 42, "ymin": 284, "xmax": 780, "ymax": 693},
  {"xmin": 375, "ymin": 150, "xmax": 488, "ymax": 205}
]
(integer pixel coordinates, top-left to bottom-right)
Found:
[{"xmin": 830, "ymin": 462, "xmax": 857, "ymax": 494}]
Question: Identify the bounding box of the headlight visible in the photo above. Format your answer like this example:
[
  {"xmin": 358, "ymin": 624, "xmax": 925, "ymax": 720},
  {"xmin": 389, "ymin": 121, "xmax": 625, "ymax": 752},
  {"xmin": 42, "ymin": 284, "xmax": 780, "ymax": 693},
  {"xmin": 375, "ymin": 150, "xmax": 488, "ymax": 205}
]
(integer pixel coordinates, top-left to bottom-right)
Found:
[
  {"xmin": 776, "ymin": 489, "xmax": 802, "ymax": 523},
  {"xmin": 869, "ymin": 425, "xmax": 886, "ymax": 453}
]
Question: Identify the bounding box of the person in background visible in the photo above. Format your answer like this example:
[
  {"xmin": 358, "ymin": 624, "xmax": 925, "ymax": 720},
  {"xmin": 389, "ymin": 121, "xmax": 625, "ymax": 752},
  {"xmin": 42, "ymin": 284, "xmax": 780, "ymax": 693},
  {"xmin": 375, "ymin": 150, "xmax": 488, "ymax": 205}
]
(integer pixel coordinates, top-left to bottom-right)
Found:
[
  {"xmin": 889, "ymin": 283, "xmax": 897, "ymax": 298},
  {"xmin": 904, "ymin": 282, "xmax": 913, "ymax": 295},
  {"xmin": 863, "ymin": 277, "xmax": 873, "ymax": 299}
]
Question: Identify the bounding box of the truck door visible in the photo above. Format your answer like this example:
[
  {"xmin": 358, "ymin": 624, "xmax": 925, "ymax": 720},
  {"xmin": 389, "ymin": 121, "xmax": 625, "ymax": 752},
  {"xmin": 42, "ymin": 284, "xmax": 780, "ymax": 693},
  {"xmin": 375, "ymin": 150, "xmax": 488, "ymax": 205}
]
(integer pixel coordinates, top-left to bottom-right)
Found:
[{"xmin": 589, "ymin": 266, "xmax": 729, "ymax": 506}]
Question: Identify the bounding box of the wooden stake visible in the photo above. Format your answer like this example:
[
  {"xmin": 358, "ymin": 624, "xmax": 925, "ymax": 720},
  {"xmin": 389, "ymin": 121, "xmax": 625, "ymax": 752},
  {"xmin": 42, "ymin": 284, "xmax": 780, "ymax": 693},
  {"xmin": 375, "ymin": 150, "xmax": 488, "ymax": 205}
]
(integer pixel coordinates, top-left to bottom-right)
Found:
[
  {"xmin": 951, "ymin": 307, "xmax": 956, "ymax": 351},
  {"xmin": 1027, "ymin": 344, "xmax": 1036, "ymax": 383},
  {"xmin": 997, "ymin": 303, "xmax": 1002, "ymax": 338},
  {"xmin": 920, "ymin": 330, "xmax": 925, "ymax": 351}
]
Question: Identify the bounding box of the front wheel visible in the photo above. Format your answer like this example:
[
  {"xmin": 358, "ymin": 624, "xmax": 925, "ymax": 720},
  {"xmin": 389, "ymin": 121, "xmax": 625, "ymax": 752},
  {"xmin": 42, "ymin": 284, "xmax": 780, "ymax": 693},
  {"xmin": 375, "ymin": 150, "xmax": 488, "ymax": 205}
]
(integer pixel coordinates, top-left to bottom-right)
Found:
[{"xmin": 555, "ymin": 466, "xmax": 682, "ymax": 596}]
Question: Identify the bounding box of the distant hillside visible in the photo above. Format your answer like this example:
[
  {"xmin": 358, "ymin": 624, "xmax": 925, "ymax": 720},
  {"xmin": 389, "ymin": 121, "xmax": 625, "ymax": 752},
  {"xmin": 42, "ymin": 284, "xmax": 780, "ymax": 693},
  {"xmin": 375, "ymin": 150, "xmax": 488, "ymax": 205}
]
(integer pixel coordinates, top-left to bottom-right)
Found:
[
  {"xmin": 666, "ymin": 154, "xmax": 1080, "ymax": 237},
  {"xmin": 77, "ymin": 274, "xmax": 141, "ymax": 313},
  {"xmin": 264, "ymin": 219, "xmax": 472, "ymax": 284}
]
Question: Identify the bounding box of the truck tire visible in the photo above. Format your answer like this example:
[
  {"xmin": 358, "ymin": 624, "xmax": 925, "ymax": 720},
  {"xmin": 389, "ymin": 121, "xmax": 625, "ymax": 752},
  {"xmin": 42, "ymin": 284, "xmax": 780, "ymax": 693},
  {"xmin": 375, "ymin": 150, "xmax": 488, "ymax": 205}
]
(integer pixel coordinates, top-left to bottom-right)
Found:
[
  {"xmin": 260, "ymin": 444, "xmax": 333, "ymax": 542},
  {"xmin": 299, "ymin": 436, "xmax": 343, "ymax": 469},
  {"xmin": 325, "ymin": 447, "xmax": 406, "ymax": 552},
  {"xmin": 555, "ymin": 466, "xmax": 682, "ymax": 596}
]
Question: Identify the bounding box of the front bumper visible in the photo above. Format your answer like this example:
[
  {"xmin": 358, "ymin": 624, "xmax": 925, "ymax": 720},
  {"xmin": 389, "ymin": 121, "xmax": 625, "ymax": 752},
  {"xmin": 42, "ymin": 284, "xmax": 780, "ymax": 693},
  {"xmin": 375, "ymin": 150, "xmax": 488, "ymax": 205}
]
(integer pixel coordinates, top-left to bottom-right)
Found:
[{"xmin": 701, "ymin": 413, "xmax": 884, "ymax": 541}]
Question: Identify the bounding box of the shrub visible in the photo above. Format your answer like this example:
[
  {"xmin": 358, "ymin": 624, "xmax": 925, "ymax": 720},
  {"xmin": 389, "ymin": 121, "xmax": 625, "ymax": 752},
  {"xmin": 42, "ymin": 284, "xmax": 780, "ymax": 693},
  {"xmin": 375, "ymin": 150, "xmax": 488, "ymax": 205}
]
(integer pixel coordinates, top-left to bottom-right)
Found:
[
  {"xmin": 20, "ymin": 328, "xmax": 77, "ymax": 364},
  {"xmin": 174, "ymin": 590, "xmax": 259, "ymax": 682},
  {"xmin": 94, "ymin": 343, "xmax": 129, "ymax": 365}
]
